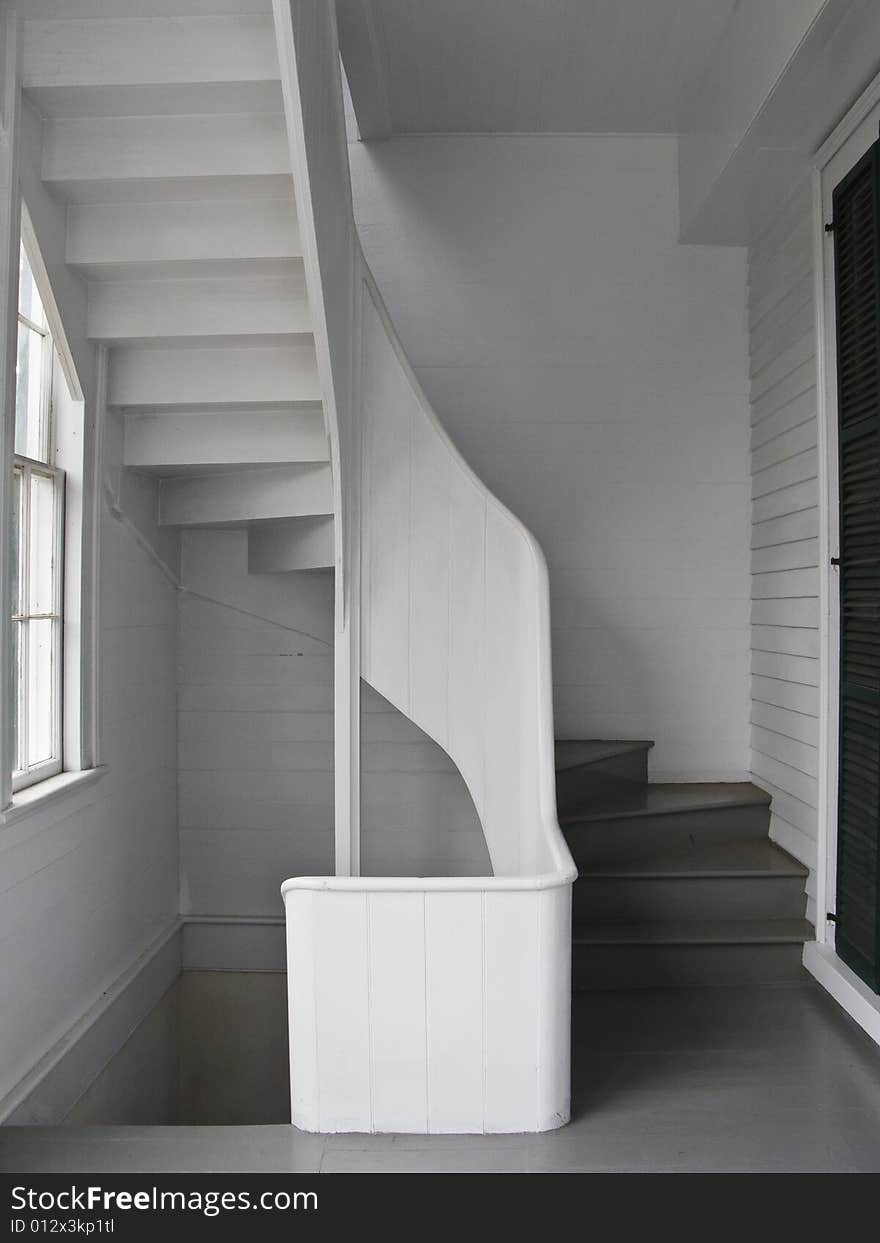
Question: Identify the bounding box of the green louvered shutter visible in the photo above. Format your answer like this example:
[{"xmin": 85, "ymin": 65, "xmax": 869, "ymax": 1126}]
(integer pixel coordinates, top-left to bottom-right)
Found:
[{"xmin": 832, "ymin": 140, "xmax": 880, "ymax": 991}]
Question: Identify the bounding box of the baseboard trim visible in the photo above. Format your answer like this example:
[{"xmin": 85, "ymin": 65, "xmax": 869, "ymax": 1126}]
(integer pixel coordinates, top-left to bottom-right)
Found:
[
  {"xmin": 0, "ymin": 920, "xmax": 183, "ymax": 1125},
  {"xmin": 803, "ymin": 941, "xmax": 880, "ymax": 1049},
  {"xmin": 182, "ymin": 916, "xmax": 286, "ymax": 972}
]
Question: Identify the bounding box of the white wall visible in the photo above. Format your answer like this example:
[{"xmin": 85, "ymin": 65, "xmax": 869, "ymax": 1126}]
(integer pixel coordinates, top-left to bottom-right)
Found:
[
  {"xmin": 0, "ymin": 101, "xmax": 179, "ymax": 1115},
  {"xmin": 746, "ymin": 180, "xmax": 819, "ymax": 923},
  {"xmin": 362, "ymin": 685, "xmax": 489, "ymax": 876},
  {"xmin": 177, "ymin": 529, "xmax": 485, "ymax": 917},
  {"xmin": 350, "ymin": 134, "xmax": 751, "ymax": 780},
  {"xmin": 0, "ymin": 492, "xmax": 179, "ymax": 1113},
  {"xmin": 677, "ymin": 0, "xmax": 825, "ymax": 239},
  {"xmin": 177, "ymin": 529, "xmax": 334, "ymax": 917}
]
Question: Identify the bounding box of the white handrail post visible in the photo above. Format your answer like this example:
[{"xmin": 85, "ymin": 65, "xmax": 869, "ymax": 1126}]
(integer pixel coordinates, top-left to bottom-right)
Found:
[{"xmin": 272, "ymin": 0, "xmax": 361, "ymax": 876}]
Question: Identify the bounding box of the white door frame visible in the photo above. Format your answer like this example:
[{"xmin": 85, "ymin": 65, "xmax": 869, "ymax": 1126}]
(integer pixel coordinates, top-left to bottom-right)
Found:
[{"xmin": 805, "ymin": 70, "xmax": 880, "ymax": 1043}]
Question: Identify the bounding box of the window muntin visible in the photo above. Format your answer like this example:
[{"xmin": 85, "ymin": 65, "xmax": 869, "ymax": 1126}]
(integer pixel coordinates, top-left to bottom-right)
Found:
[{"xmin": 11, "ymin": 241, "xmax": 64, "ymax": 790}]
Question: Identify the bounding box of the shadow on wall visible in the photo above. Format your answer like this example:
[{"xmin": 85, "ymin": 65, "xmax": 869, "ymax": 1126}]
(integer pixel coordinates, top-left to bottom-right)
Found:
[{"xmin": 361, "ymin": 682, "xmax": 491, "ymax": 877}]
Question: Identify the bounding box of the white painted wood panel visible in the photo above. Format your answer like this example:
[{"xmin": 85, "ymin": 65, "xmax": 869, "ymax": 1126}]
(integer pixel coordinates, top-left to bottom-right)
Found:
[
  {"xmin": 89, "ymin": 274, "xmax": 310, "ymax": 343},
  {"xmin": 285, "ymin": 889, "xmax": 318, "ymax": 1128},
  {"xmin": 749, "ymin": 388, "xmax": 815, "ymax": 449},
  {"xmin": 272, "ymin": 0, "xmax": 362, "ymax": 874},
  {"xmin": 751, "ymin": 538, "xmax": 818, "ymax": 574},
  {"xmin": 484, "ymin": 505, "xmax": 529, "ymax": 875},
  {"xmin": 342, "ymin": 0, "xmax": 736, "ymax": 136},
  {"xmin": 751, "ymin": 699, "xmax": 818, "ymax": 746},
  {"xmin": 752, "ymin": 478, "xmax": 817, "ymax": 525},
  {"xmin": 248, "ymin": 515, "xmax": 334, "ymax": 572},
  {"xmin": 108, "ymin": 343, "xmax": 320, "ymax": 407},
  {"xmin": 750, "ymin": 360, "xmax": 815, "ymax": 425},
  {"xmin": 751, "ymin": 508, "xmax": 817, "ymax": 549},
  {"xmin": 424, "ymin": 892, "xmax": 483, "ymax": 1133},
  {"xmin": 751, "ymin": 422, "xmax": 817, "ymax": 474},
  {"xmin": 483, "ymin": 890, "xmax": 539, "ymax": 1132},
  {"xmin": 535, "ymin": 884, "xmax": 572, "ymax": 1131},
  {"xmin": 66, "ymin": 199, "xmax": 301, "ymax": 272},
  {"xmin": 22, "ymin": 15, "xmax": 278, "ymax": 89},
  {"xmin": 284, "ymin": 879, "xmax": 571, "ymax": 1135},
  {"xmin": 313, "ymin": 891, "xmax": 371, "ymax": 1132},
  {"xmin": 368, "ymin": 893, "xmax": 427, "ymax": 1132},
  {"xmin": 362, "ymin": 298, "xmax": 410, "ymax": 711},
  {"xmin": 42, "ymin": 113, "xmax": 289, "ymax": 188},
  {"xmin": 125, "ymin": 407, "xmax": 328, "ymax": 469},
  {"xmin": 159, "ymin": 463, "xmax": 332, "ymax": 527},
  {"xmin": 408, "ymin": 414, "xmax": 450, "ymax": 747}
]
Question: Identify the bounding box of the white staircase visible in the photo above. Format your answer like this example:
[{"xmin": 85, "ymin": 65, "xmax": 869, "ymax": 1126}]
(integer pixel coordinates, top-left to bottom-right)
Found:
[
  {"xmin": 16, "ymin": 0, "xmax": 575, "ymax": 1135},
  {"xmin": 22, "ymin": 0, "xmax": 334, "ymax": 573}
]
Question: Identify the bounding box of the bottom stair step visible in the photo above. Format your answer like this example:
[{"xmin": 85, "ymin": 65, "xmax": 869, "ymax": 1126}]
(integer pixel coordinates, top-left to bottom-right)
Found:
[{"xmin": 572, "ymin": 919, "xmax": 813, "ymax": 990}]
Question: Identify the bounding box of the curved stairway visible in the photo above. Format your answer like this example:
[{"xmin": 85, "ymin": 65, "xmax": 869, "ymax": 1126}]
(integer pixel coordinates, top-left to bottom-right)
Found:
[{"xmin": 557, "ymin": 741, "xmax": 812, "ymax": 989}]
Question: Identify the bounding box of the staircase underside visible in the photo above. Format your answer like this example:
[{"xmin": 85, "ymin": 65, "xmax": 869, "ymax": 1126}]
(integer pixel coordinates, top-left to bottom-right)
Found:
[
  {"xmin": 21, "ymin": 4, "xmax": 335, "ymax": 573},
  {"xmin": 557, "ymin": 739, "xmax": 812, "ymax": 989}
]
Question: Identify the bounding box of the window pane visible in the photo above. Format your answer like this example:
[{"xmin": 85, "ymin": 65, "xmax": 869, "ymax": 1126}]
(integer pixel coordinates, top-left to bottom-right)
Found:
[
  {"xmin": 27, "ymin": 617, "xmax": 55, "ymax": 768},
  {"xmin": 18, "ymin": 243, "xmax": 46, "ymax": 330},
  {"xmin": 29, "ymin": 470, "xmax": 57, "ymax": 615},
  {"xmin": 11, "ymin": 467, "xmax": 21, "ymax": 616},
  {"xmin": 15, "ymin": 321, "xmax": 47, "ymax": 460},
  {"xmin": 11, "ymin": 620, "xmax": 21, "ymax": 773}
]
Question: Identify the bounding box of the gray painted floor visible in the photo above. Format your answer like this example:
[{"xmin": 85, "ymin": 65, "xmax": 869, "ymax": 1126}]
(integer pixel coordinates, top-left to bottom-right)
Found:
[{"xmin": 3, "ymin": 980, "xmax": 880, "ymax": 1173}]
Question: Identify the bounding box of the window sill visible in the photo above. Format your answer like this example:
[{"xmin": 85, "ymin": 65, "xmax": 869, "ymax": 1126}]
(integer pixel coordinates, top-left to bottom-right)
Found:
[{"xmin": 0, "ymin": 766, "xmax": 110, "ymax": 828}]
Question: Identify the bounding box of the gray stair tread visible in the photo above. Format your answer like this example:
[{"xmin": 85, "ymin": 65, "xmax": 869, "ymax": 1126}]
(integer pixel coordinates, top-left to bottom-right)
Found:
[
  {"xmin": 562, "ymin": 781, "xmax": 771, "ymax": 824},
  {"xmin": 572, "ymin": 918, "xmax": 814, "ymax": 946},
  {"xmin": 554, "ymin": 738, "xmax": 654, "ymax": 772},
  {"xmin": 578, "ymin": 839, "xmax": 808, "ymax": 880}
]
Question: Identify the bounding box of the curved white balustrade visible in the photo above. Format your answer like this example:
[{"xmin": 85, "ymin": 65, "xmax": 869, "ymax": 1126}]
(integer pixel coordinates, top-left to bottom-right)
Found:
[{"xmin": 275, "ymin": 0, "xmax": 575, "ymax": 1135}]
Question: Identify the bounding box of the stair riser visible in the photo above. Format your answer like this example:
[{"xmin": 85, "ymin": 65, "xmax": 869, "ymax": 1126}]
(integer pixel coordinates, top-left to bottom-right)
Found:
[
  {"xmin": 556, "ymin": 750, "xmax": 648, "ymax": 818},
  {"xmin": 572, "ymin": 943, "xmax": 807, "ymax": 990},
  {"xmin": 574, "ymin": 875, "xmax": 807, "ymax": 924},
  {"xmin": 565, "ymin": 805, "xmax": 771, "ymax": 868}
]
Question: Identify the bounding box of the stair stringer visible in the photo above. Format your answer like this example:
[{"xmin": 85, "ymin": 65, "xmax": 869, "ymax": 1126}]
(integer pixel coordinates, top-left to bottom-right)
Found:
[{"xmin": 274, "ymin": 0, "xmax": 575, "ymax": 1136}]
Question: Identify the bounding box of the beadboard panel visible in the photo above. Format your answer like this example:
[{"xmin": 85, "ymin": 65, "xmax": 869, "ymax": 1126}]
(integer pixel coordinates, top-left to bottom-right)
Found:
[
  {"xmin": 747, "ymin": 180, "xmax": 820, "ymax": 907},
  {"xmin": 177, "ymin": 530, "xmax": 487, "ymax": 915},
  {"xmin": 285, "ymin": 882, "xmax": 571, "ymax": 1133},
  {"xmin": 350, "ymin": 134, "xmax": 751, "ymax": 781},
  {"xmin": 177, "ymin": 529, "xmax": 334, "ymax": 918}
]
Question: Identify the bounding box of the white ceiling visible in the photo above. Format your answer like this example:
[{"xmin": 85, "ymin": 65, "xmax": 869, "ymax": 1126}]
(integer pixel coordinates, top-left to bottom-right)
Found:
[{"xmin": 344, "ymin": 0, "xmax": 739, "ymax": 135}]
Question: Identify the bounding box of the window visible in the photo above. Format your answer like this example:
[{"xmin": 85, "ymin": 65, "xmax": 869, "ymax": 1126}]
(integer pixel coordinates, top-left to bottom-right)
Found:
[{"xmin": 11, "ymin": 242, "xmax": 64, "ymax": 790}]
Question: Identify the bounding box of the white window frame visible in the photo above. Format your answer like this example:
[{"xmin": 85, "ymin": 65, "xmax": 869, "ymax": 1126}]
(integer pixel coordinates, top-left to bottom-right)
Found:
[
  {"xmin": 11, "ymin": 235, "xmax": 66, "ymax": 792},
  {"xmin": 0, "ymin": 188, "xmax": 103, "ymax": 822}
]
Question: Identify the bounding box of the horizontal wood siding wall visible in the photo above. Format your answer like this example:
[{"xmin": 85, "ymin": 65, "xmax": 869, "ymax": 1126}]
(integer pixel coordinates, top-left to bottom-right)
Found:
[
  {"xmin": 0, "ymin": 509, "xmax": 178, "ymax": 1109},
  {"xmin": 748, "ymin": 181, "xmax": 820, "ymax": 921}
]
